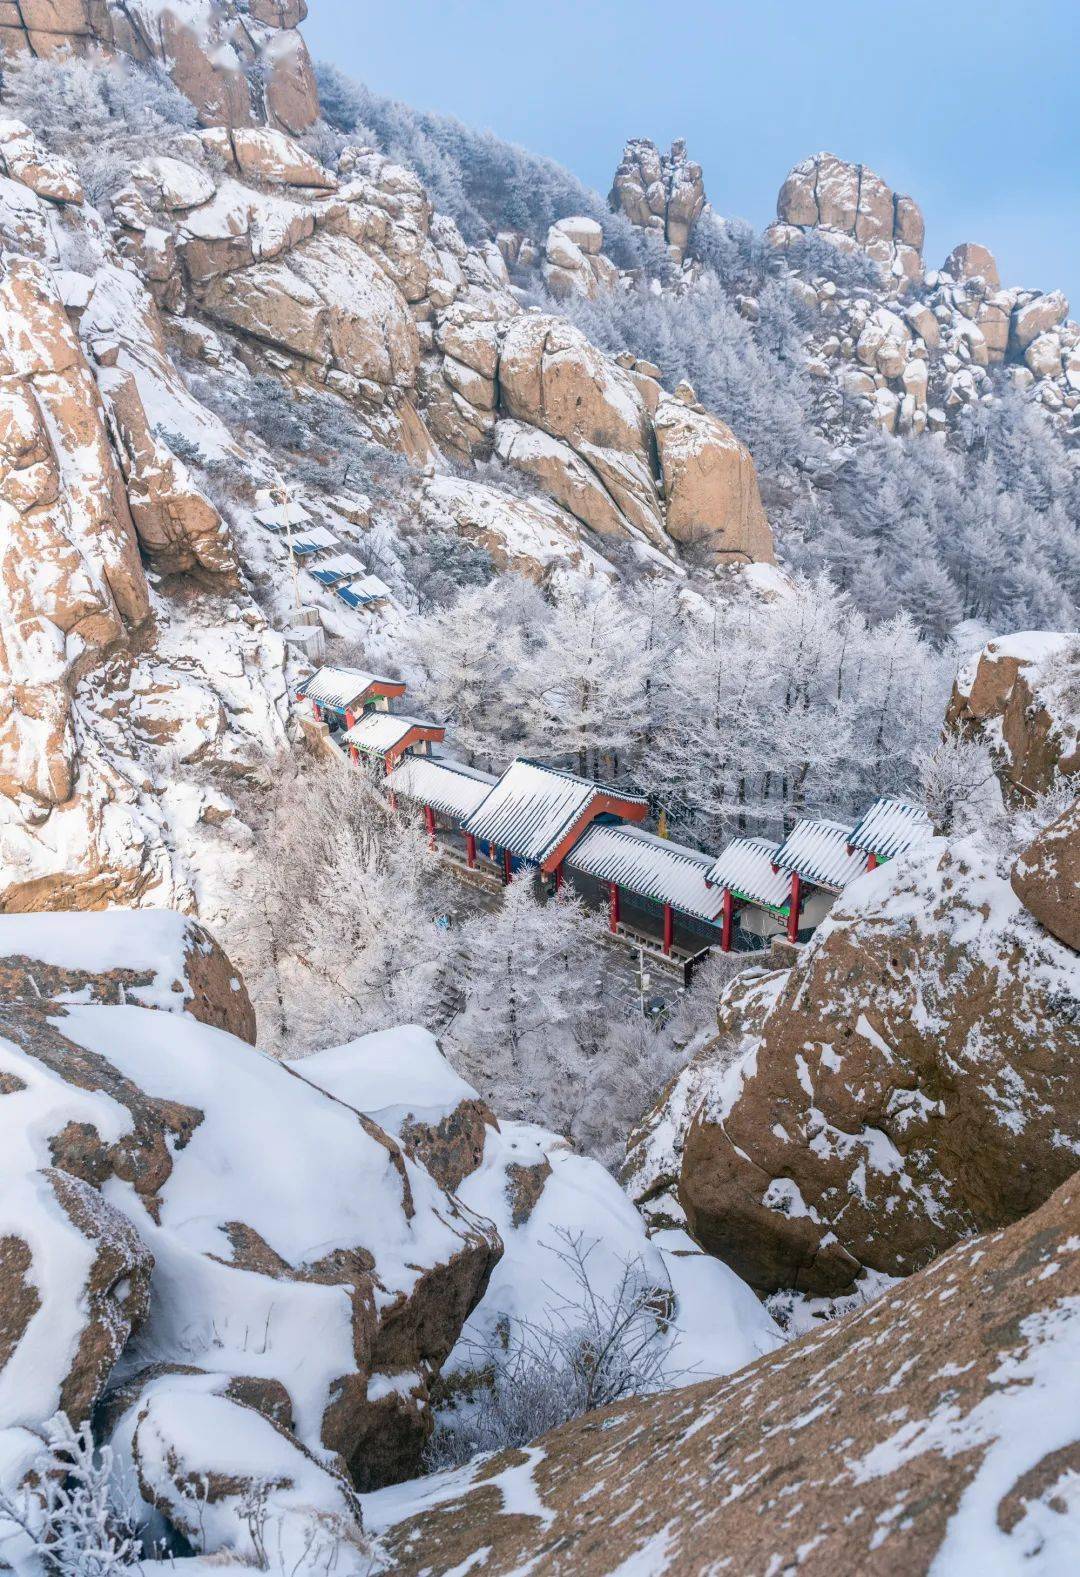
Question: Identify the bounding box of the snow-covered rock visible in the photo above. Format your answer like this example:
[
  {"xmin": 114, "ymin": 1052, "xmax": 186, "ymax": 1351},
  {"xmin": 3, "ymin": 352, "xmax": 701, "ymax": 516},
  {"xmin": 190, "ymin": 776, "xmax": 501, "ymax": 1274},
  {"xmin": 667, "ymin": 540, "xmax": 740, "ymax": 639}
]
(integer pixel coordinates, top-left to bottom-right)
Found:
[
  {"xmin": 0, "ymin": 939, "xmax": 502, "ymax": 1507},
  {"xmin": 947, "ymin": 630, "xmax": 1080, "ymax": 801}
]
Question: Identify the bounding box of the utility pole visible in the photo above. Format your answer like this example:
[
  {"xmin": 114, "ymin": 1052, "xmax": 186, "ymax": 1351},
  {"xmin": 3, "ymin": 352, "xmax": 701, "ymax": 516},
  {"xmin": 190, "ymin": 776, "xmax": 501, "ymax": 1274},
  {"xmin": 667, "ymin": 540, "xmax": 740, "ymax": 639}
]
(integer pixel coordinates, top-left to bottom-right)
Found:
[{"xmin": 275, "ymin": 471, "xmax": 302, "ymax": 612}]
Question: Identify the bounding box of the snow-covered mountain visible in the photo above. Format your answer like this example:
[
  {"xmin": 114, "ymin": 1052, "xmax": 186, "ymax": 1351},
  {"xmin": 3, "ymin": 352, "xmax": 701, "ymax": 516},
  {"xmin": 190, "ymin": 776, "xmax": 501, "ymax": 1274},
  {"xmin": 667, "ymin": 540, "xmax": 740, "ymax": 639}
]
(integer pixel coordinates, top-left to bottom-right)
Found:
[{"xmin": 0, "ymin": 5, "xmax": 1077, "ymax": 1571}]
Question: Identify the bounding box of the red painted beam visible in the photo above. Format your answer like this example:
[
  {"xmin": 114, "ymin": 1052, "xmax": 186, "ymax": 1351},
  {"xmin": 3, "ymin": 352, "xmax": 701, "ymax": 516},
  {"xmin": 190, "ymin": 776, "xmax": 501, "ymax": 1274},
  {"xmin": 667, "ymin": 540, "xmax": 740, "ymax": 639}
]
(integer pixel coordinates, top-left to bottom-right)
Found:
[
  {"xmin": 866, "ymin": 852, "xmax": 878, "ymax": 872},
  {"xmin": 721, "ymin": 888, "xmax": 733, "ymax": 952},
  {"xmin": 787, "ymin": 872, "xmax": 802, "ymax": 944},
  {"xmin": 662, "ymin": 902, "xmax": 673, "ymax": 956}
]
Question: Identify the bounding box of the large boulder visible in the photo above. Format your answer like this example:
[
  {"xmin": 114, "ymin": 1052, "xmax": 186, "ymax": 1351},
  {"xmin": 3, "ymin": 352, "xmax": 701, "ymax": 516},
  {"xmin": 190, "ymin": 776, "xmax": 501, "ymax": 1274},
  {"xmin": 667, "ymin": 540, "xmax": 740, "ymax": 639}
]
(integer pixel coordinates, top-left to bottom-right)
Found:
[
  {"xmin": 653, "ymin": 392, "xmax": 775, "ymax": 563},
  {"xmin": 946, "ymin": 631, "xmax": 1080, "ymax": 801},
  {"xmin": 419, "ymin": 473, "xmax": 608, "ymax": 584},
  {"xmin": 294, "ymin": 1027, "xmax": 780, "ymax": 1399},
  {"xmin": 496, "ymin": 316, "xmax": 665, "ymax": 546},
  {"xmin": 643, "ymin": 831, "xmax": 1080, "ymax": 1296},
  {"xmin": 1012, "ymin": 798, "xmax": 1080, "ymax": 952},
  {"xmin": 370, "ymin": 1171, "xmax": 1080, "ymax": 1575},
  {"xmin": 107, "ymin": 1372, "xmax": 371, "ymax": 1571},
  {"xmin": 942, "ymin": 241, "xmax": 1000, "ymax": 288},
  {"xmin": 0, "ymin": 1168, "xmax": 152, "ymax": 1430}
]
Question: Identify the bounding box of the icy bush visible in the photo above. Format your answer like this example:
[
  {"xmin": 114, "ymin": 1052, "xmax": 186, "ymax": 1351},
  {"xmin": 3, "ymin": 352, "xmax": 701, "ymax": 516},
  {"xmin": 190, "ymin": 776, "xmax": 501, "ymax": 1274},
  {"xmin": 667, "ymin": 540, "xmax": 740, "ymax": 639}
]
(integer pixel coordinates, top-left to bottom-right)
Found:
[
  {"xmin": 3, "ymin": 49, "xmax": 198, "ymax": 204},
  {"xmin": 0, "ymin": 1415, "xmax": 143, "ymax": 1575},
  {"xmin": 424, "ymin": 1230, "xmax": 681, "ymax": 1470}
]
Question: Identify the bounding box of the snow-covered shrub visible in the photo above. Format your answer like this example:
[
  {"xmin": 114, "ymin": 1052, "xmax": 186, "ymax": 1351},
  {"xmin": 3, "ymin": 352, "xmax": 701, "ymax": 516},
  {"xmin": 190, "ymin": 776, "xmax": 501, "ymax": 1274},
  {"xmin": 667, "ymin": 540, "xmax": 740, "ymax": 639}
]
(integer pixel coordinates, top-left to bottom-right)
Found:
[
  {"xmin": 3, "ymin": 49, "xmax": 198, "ymax": 203},
  {"xmin": 424, "ymin": 1230, "xmax": 681, "ymax": 1470},
  {"xmin": 915, "ymin": 733, "xmax": 1001, "ymax": 836},
  {"xmin": 0, "ymin": 1415, "xmax": 143, "ymax": 1575}
]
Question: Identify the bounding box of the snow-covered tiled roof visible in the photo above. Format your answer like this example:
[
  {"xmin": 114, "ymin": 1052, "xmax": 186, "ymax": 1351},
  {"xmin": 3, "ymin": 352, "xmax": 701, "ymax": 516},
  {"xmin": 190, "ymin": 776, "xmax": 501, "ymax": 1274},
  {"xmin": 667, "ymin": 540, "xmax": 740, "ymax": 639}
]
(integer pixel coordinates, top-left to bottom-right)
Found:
[
  {"xmin": 566, "ymin": 824, "xmax": 725, "ymax": 923},
  {"xmin": 291, "ymin": 526, "xmax": 338, "ymax": 554},
  {"xmin": 343, "ymin": 712, "xmax": 443, "ymax": 756},
  {"xmin": 309, "ymin": 552, "xmax": 366, "ymax": 585},
  {"xmin": 848, "ymin": 797, "xmax": 932, "ymax": 860},
  {"xmin": 705, "ymin": 837, "xmax": 790, "ymax": 910},
  {"xmin": 462, "ymin": 760, "xmax": 647, "ymax": 866},
  {"xmin": 298, "ymin": 665, "xmax": 403, "ymax": 711},
  {"xmin": 773, "ymin": 818, "xmax": 866, "ymax": 892},
  {"xmin": 392, "ymin": 755, "xmax": 497, "ymax": 821},
  {"xmin": 254, "ymin": 499, "xmax": 311, "ymax": 530}
]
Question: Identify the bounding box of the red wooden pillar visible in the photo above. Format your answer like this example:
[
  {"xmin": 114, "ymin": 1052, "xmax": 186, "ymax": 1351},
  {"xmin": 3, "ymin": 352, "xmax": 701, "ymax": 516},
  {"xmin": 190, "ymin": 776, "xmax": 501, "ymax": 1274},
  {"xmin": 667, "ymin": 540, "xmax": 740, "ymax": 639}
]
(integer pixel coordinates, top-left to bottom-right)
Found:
[
  {"xmin": 465, "ymin": 833, "xmax": 476, "ymax": 868},
  {"xmin": 348, "ymin": 745, "xmax": 359, "ymax": 765},
  {"xmin": 384, "ymin": 754, "xmax": 393, "ymax": 776},
  {"xmin": 662, "ymin": 902, "xmax": 674, "ymax": 956},
  {"xmin": 787, "ymin": 872, "xmax": 802, "ymax": 944},
  {"xmin": 344, "ymin": 706, "xmax": 356, "ymax": 730},
  {"xmin": 866, "ymin": 852, "xmax": 879, "ymax": 872},
  {"xmin": 721, "ymin": 888, "xmax": 734, "ymax": 952},
  {"xmin": 424, "ymin": 804, "xmax": 436, "ymax": 849},
  {"xmin": 554, "ymin": 863, "xmax": 563, "ymax": 893},
  {"xmin": 609, "ymin": 882, "xmax": 620, "ymax": 933},
  {"xmin": 503, "ymin": 848, "xmax": 513, "ymax": 883}
]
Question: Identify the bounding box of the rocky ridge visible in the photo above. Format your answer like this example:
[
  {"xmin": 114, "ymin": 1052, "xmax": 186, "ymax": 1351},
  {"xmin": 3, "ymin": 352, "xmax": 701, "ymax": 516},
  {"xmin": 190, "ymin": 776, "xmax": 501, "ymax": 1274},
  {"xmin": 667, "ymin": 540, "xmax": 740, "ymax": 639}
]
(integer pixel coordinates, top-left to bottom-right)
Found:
[{"xmin": 370, "ymin": 1170, "xmax": 1080, "ymax": 1574}]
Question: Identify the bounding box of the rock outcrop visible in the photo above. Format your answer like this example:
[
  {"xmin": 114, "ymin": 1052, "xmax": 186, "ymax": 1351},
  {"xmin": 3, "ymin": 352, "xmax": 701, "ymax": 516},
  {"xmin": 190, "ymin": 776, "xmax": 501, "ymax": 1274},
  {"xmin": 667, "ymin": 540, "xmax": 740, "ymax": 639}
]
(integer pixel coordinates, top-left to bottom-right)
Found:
[
  {"xmin": 541, "ymin": 216, "xmax": 617, "ymax": 300},
  {"xmin": 0, "ymin": 0, "xmax": 319, "ymax": 135},
  {"xmin": 946, "ymin": 631, "xmax": 1080, "ymax": 801},
  {"xmin": 772, "ymin": 151, "xmax": 924, "ymax": 285},
  {"xmin": 609, "ymin": 137, "xmax": 706, "ymax": 263},
  {"xmin": 652, "ymin": 388, "xmax": 776, "ymax": 563},
  {"xmin": 371, "ymin": 1171, "xmax": 1080, "ymax": 1575},
  {"xmin": 629, "ymin": 830, "xmax": 1080, "ymax": 1297},
  {"xmin": 1012, "ymin": 797, "xmax": 1080, "ymax": 952}
]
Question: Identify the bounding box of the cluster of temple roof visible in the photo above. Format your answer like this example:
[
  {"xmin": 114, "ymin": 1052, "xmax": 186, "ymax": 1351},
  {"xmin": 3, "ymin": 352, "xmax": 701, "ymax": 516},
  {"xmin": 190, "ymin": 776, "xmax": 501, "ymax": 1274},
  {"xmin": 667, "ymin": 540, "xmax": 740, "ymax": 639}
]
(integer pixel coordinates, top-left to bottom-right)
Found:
[{"xmin": 297, "ymin": 663, "xmax": 932, "ymax": 960}]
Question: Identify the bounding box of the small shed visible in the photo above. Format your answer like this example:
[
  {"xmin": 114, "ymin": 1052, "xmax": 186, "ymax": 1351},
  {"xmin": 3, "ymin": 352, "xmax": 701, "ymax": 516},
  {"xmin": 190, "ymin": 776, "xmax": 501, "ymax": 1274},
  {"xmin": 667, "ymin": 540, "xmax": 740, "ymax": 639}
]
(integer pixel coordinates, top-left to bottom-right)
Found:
[
  {"xmin": 848, "ymin": 797, "xmax": 931, "ymax": 868},
  {"xmin": 342, "ymin": 712, "xmax": 445, "ymax": 772},
  {"xmin": 336, "ymin": 575, "xmax": 392, "ymax": 610},
  {"xmin": 461, "ymin": 760, "xmax": 648, "ymax": 880},
  {"xmin": 309, "ymin": 552, "xmax": 366, "ymax": 588},
  {"xmin": 566, "ymin": 823, "xmax": 723, "ymax": 954},
  {"xmin": 705, "ymin": 836, "xmax": 790, "ymax": 949},
  {"xmin": 296, "ymin": 665, "xmax": 406, "ymax": 727},
  {"xmin": 289, "ymin": 526, "xmax": 338, "ymax": 556}
]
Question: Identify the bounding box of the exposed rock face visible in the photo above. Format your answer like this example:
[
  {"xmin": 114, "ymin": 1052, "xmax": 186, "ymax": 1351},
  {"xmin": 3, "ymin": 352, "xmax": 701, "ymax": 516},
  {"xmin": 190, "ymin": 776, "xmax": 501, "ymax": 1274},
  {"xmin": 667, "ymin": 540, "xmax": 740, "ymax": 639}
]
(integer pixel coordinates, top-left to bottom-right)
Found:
[
  {"xmin": 497, "ymin": 314, "xmax": 665, "ymax": 546},
  {"xmin": 0, "ymin": 1, "xmax": 319, "ymax": 135},
  {"xmin": 653, "ymin": 390, "xmax": 776, "ymax": 563},
  {"xmin": 1012, "ymin": 797, "xmax": 1080, "ymax": 952},
  {"xmin": 634, "ymin": 831, "xmax": 1080, "ymax": 1297},
  {"xmin": 609, "ymin": 137, "xmax": 706, "ymax": 263},
  {"xmin": 0, "ymin": 921, "xmax": 502, "ymax": 1504},
  {"xmin": 419, "ymin": 474, "xmax": 611, "ymax": 584},
  {"xmin": 946, "ymin": 632, "xmax": 1080, "ymax": 801},
  {"xmin": 768, "ymin": 156, "xmax": 1077, "ymax": 434},
  {"xmin": 372, "ymin": 1172, "xmax": 1080, "ymax": 1575},
  {"xmin": 773, "ymin": 151, "xmax": 924, "ymax": 285}
]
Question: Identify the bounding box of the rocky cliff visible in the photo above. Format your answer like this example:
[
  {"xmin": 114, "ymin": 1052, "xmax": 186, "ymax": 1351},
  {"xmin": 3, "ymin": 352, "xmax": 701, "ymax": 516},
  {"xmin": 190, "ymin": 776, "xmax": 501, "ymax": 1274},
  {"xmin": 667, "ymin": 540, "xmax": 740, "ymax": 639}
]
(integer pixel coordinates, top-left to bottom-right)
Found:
[{"xmin": 369, "ymin": 1170, "xmax": 1080, "ymax": 1574}]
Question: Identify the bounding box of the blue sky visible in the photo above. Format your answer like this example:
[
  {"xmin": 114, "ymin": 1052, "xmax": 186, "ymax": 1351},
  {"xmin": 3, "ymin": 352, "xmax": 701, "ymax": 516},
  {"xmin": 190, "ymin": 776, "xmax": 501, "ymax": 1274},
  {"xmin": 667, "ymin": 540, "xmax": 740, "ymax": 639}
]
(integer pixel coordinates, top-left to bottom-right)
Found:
[{"xmin": 303, "ymin": 1, "xmax": 1079, "ymax": 308}]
